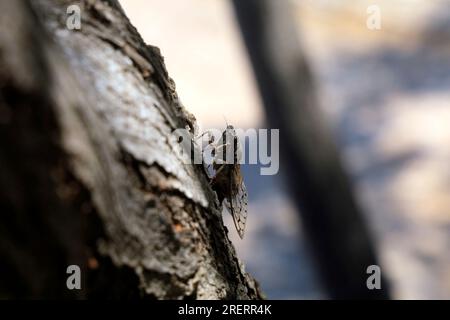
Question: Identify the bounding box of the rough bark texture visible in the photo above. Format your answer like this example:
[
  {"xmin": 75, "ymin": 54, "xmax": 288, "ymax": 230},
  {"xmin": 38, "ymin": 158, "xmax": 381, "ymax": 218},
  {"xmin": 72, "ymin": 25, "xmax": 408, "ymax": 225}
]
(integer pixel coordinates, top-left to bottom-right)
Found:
[{"xmin": 0, "ymin": 0, "xmax": 262, "ymax": 299}]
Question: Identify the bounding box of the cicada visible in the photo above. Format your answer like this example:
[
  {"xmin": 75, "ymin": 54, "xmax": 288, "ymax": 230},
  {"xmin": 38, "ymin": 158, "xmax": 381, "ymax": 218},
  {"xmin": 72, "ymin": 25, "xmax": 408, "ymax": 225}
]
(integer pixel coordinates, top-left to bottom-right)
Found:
[{"xmin": 206, "ymin": 125, "xmax": 248, "ymax": 239}]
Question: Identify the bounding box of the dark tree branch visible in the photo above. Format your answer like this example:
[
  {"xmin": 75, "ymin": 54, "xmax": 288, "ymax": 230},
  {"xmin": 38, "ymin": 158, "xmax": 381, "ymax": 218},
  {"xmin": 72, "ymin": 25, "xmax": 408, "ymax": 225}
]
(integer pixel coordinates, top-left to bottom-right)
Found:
[
  {"xmin": 232, "ymin": 0, "xmax": 390, "ymax": 299},
  {"xmin": 0, "ymin": 0, "xmax": 262, "ymax": 299}
]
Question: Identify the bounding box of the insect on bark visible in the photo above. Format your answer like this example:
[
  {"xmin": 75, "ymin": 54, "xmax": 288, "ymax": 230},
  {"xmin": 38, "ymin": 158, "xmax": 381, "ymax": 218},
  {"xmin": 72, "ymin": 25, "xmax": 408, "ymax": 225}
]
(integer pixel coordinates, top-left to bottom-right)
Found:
[{"xmin": 205, "ymin": 125, "xmax": 248, "ymax": 239}]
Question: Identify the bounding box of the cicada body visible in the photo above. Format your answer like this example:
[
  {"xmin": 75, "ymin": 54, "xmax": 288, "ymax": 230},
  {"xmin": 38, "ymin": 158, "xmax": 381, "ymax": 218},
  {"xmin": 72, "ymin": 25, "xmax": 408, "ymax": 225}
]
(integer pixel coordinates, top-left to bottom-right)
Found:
[{"xmin": 209, "ymin": 125, "xmax": 248, "ymax": 239}]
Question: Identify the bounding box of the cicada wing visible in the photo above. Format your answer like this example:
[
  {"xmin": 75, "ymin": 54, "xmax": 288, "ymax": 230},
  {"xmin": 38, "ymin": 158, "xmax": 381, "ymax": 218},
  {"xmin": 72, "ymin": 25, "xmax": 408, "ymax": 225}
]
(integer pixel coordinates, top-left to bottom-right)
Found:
[{"xmin": 224, "ymin": 181, "xmax": 248, "ymax": 239}]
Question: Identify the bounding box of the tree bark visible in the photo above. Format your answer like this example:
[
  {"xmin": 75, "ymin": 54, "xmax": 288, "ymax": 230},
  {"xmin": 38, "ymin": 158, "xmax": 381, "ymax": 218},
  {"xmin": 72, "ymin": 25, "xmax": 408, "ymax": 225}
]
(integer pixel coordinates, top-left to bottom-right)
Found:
[{"xmin": 0, "ymin": 0, "xmax": 262, "ymax": 299}]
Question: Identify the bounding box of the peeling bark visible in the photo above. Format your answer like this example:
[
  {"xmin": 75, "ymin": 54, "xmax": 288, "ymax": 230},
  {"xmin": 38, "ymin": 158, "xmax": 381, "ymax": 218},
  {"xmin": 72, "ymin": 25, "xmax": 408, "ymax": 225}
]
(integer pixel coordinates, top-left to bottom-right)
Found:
[{"xmin": 0, "ymin": 0, "xmax": 262, "ymax": 299}]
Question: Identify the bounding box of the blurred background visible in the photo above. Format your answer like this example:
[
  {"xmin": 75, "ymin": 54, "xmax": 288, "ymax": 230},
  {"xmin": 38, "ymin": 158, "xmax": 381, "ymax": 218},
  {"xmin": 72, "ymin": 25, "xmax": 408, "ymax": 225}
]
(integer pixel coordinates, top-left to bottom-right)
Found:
[{"xmin": 121, "ymin": 0, "xmax": 450, "ymax": 299}]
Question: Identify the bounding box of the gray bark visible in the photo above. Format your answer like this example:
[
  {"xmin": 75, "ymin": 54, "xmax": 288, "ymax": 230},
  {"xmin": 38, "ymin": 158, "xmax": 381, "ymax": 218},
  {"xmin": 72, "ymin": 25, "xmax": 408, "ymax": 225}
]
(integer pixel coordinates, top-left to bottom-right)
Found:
[{"xmin": 0, "ymin": 0, "xmax": 262, "ymax": 299}]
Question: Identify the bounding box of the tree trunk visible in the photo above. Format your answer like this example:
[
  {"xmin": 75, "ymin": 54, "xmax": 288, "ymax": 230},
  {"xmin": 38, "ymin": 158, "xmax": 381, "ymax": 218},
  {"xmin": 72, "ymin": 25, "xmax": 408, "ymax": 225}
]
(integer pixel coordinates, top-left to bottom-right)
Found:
[{"xmin": 0, "ymin": 0, "xmax": 262, "ymax": 299}]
